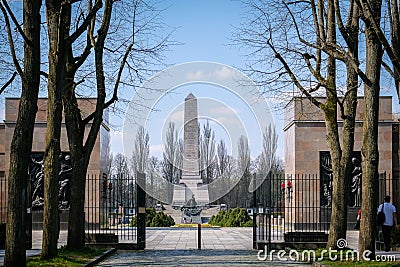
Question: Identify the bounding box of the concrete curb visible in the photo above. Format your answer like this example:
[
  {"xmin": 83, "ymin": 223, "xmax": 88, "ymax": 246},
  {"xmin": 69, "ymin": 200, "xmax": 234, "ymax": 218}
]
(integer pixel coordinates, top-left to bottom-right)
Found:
[{"xmin": 84, "ymin": 248, "xmax": 116, "ymax": 267}]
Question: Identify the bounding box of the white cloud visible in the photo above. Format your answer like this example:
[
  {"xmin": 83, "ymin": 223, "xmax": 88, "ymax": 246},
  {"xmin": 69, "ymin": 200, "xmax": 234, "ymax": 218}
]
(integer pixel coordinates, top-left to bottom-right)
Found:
[
  {"xmin": 165, "ymin": 110, "xmax": 184, "ymax": 124},
  {"xmin": 214, "ymin": 66, "xmax": 236, "ymax": 80},
  {"xmin": 186, "ymin": 71, "xmax": 206, "ymax": 81},
  {"xmin": 185, "ymin": 66, "xmax": 236, "ymax": 82}
]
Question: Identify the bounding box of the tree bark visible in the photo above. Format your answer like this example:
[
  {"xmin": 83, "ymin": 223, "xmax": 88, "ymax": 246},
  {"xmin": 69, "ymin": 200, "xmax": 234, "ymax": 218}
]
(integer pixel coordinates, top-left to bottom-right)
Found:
[
  {"xmin": 41, "ymin": 0, "xmax": 67, "ymax": 259},
  {"xmin": 358, "ymin": 0, "xmax": 383, "ymax": 258},
  {"xmin": 4, "ymin": 1, "xmax": 41, "ymax": 266},
  {"xmin": 326, "ymin": 0, "xmax": 359, "ymax": 249},
  {"xmin": 324, "ymin": 0, "xmax": 348, "ymax": 249},
  {"xmin": 66, "ymin": 0, "xmax": 112, "ymax": 248}
]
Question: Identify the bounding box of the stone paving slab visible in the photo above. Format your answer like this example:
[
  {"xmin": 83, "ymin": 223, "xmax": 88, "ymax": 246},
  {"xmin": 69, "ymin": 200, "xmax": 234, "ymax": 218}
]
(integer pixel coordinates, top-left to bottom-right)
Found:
[
  {"xmin": 145, "ymin": 228, "xmax": 253, "ymax": 250},
  {"xmin": 2, "ymin": 228, "xmax": 400, "ymax": 266},
  {"xmin": 95, "ymin": 249, "xmax": 310, "ymax": 267}
]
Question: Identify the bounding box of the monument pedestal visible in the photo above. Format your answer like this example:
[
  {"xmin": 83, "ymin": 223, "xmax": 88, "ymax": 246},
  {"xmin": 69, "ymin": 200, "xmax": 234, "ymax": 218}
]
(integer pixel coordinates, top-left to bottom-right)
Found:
[{"xmin": 172, "ymin": 175, "xmax": 210, "ymax": 207}]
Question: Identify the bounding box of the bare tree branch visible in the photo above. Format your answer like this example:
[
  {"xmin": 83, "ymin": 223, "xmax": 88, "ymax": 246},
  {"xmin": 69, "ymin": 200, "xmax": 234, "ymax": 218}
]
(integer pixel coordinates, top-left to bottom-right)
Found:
[
  {"xmin": 0, "ymin": 1, "xmax": 23, "ymax": 77},
  {"xmin": 267, "ymin": 39, "xmax": 324, "ymax": 109},
  {"xmin": 358, "ymin": 0, "xmax": 400, "ymax": 81},
  {"xmin": 67, "ymin": 0, "xmax": 102, "ymax": 44},
  {"xmin": 0, "ymin": 71, "xmax": 17, "ymax": 94},
  {"xmin": 1, "ymin": 0, "xmax": 31, "ymax": 45},
  {"xmin": 40, "ymin": 71, "xmax": 49, "ymax": 78}
]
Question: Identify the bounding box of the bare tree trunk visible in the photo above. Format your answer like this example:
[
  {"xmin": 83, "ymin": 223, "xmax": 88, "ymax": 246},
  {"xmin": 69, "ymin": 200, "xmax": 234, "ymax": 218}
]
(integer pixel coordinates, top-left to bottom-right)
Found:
[
  {"xmin": 358, "ymin": 0, "xmax": 383, "ymax": 257},
  {"xmin": 4, "ymin": 0, "xmax": 41, "ymax": 266},
  {"xmin": 63, "ymin": 53, "xmax": 93, "ymax": 248},
  {"xmin": 66, "ymin": 0, "xmax": 112, "ymax": 248},
  {"xmin": 327, "ymin": 0, "xmax": 359, "ymax": 248},
  {"xmin": 324, "ymin": 0, "xmax": 348, "ymax": 248},
  {"xmin": 66, "ymin": 150, "xmax": 88, "ymax": 248},
  {"xmin": 42, "ymin": 0, "xmax": 67, "ymax": 259}
]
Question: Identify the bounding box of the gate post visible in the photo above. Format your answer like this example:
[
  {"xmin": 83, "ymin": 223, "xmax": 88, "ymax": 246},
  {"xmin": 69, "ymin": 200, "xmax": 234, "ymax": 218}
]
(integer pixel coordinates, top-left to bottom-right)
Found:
[
  {"xmin": 136, "ymin": 172, "xmax": 146, "ymax": 250},
  {"xmin": 26, "ymin": 174, "xmax": 32, "ymax": 249}
]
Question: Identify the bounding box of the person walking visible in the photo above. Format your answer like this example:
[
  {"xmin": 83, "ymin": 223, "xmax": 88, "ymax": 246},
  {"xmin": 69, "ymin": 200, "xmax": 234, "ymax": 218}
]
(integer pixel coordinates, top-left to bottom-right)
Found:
[{"xmin": 378, "ymin": 195, "xmax": 398, "ymax": 252}]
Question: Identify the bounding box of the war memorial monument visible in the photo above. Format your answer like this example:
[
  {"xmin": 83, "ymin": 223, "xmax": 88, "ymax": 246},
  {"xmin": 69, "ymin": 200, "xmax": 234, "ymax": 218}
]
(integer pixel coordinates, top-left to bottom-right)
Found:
[{"xmin": 172, "ymin": 93, "xmax": 210, "ymax": 223}]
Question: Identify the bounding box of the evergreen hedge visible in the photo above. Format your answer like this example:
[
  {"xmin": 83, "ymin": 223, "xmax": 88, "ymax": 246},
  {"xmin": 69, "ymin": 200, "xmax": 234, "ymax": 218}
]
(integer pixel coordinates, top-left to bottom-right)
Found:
[
  {"xmin": 208, "ymin": 208, "xmax": 252, "ymax": 227},
  {"xmin": 130, "ymin": 207, "xmax": 175, "ymax": 227}
]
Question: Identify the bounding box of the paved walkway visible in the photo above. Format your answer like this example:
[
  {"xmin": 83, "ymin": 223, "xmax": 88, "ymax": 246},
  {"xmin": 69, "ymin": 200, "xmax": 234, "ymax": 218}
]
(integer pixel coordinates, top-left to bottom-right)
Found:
[
  {"xmin": 146, "ymin": 227, "xmax": 252, "ymax": 250},
  {"xmin": 96, "ymin": 249, "xmax": 310, "ymax": 266},
  {"xmin": 1, "ymin": 229, "xmax": 400, "ymax": 266}
]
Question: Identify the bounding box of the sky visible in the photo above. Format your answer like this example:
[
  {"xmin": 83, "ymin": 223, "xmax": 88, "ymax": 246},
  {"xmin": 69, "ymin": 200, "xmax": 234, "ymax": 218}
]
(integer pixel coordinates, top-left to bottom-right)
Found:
[
  {"xmin": 109, "ymin": 0, "xmax": 400, "ymax": 164},
  {"xmin": 111, "ymin": 0, "xmax": 286, "ymax": 161},
  {"xmin": 1, "ymin": 0, "xmax": 399, "ymax": 163}
]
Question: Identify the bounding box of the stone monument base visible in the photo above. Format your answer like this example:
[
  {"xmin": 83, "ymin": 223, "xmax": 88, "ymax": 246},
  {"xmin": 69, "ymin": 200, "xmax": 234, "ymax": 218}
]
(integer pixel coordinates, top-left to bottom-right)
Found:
[
  {"xmin": 181, "ymin": 213, "xmax": 202, "ymax": 224},
  {"xmin": 172, "ymin": 175, "xmax": 210, "ymax": 208}
]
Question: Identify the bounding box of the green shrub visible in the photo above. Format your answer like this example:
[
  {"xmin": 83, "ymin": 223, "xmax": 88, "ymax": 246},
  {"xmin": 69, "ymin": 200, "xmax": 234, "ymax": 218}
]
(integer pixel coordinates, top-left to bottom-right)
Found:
[
  {"xmin": 208, "ymin": 208, "xmax": 252, "ymax": 227},
  {"xmin": 129, "ymin": 208, "xmax": 175, "ymax": 227},
  {"xmin": 130, "ymin": 216, "xmax": 137, "ymax": 227}
]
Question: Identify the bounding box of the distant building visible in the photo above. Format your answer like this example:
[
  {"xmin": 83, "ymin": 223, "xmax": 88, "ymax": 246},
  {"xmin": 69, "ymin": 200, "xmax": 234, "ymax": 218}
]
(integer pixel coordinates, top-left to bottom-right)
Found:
[{"xmin": 284, "ymin": 96, "xmax": 398, "ymax": 229}]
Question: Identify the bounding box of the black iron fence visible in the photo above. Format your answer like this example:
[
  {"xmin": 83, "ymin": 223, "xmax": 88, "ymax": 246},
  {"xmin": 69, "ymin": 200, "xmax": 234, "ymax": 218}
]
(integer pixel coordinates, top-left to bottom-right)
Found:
[
  {"xmin": 254, "ymin": 172, "xmax": 399, "ymax": 249},
  {"xmin": 85, "ymin": 173, "xmax": 137, "ymax": 242},
  {"xmin": 0, "ymin": 173, "xmax": 137, "ymax": 243},
  {"xmin": 254, "ymin": 173, "xmax": 330, "ymax": 244}
]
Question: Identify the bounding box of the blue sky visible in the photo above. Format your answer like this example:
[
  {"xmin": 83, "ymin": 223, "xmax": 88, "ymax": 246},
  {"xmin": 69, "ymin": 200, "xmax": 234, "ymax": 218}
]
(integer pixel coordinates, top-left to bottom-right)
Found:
[
  {"xmin": 162, "ymin": 0, "xmax": 243, "ymax": 65},
  {"xmin": 1, "ymin": 0, "xmax": 398, "ymax": 163},
  {"xmin": 112, "ymin": 0, "xmax": 287, "ymax": 161},
  {"xmin": 111, "ymin": 0, "xmax": 400, "ymax": 161}
]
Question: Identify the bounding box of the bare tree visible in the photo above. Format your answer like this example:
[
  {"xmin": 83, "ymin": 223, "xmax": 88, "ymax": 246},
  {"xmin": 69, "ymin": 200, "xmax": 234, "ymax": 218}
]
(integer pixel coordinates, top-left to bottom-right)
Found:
[
  {"xmin": 41, "ymin": 0, "xmax": 73, "ymax": 258},
  {"xmin": 237, "ymin": 135, "xmax": 251, "ymax": 207},
  {"xmin": 216, "ymin": 139, "xmax": 234, "ymax": 205},
  {"xmin": 63, "ymin": 0, "xmax": 172, "ymax": 249},
  {"xmin": 200, "ymin": 121, "xmax": 217, "ymax": 184},
  {"xmin": 132, "ymin": 126, "xmax": 149, "ymax": 174},
  {"xmin": 237, "ymin": 0, "xmax": 361, "ymax": 248},
  {"xmin": 162, "ymin": 122, "xmax": 182, "ymax": 184},
  {"xmin": 216, "ymin": 139, "xmax": 229, "ymax": 177},
  {"xmin": 257, "ymin": 125, "xmax": 278, "ymax": 177},
  {"xmin": 356, "ymin": 0, "xmax": 384, "ymax": 256},
  {"xmin": 346, "ymin": 0, "xmax": 400, "ymax": 254},
  {"xmin": 147, "ymin": 156, "xmax": 160, "ymax": 207},
  {"xmin": 0, "ymin": 0, "xmax": 41, "ymax": 265},
  {"xmin": 111, "ymin": 153, "xmax": 132, "ymax": 208},
  {"xmin": 355, "ymin": 0, "xmax": 400, "ymax": 97}
]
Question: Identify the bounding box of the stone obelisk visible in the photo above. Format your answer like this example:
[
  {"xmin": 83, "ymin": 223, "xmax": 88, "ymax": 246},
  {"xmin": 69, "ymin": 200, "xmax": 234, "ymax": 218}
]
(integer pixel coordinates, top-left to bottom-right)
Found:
[
  {"xmin": 172, "ymin": 93, "xmax": 209, "ymax": 208},
  {"xmin": 182, "ymin": 93, "xmax": 200, "ymax": 176}
]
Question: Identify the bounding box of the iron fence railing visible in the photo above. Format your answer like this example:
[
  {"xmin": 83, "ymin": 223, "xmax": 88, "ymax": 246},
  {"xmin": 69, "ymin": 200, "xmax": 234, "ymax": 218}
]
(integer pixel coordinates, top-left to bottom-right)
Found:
[
  {"xmin": 85, "ymin": 174, "xmax": 136, "ymax": 242},
  {"xmin": 254, "ymin": 172, "xmax": 398, "ymax": 245}
]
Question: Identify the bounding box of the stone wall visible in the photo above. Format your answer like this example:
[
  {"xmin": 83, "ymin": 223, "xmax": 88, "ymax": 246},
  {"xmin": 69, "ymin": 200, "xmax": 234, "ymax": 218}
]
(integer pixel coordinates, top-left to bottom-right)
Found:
[
  {"xmin": 0, "ymin": 98, "xmax": 109, "ymax": 227},
  {"xmin": 284, "ymin": 96, "xmax": 396, "ymax": 228}
]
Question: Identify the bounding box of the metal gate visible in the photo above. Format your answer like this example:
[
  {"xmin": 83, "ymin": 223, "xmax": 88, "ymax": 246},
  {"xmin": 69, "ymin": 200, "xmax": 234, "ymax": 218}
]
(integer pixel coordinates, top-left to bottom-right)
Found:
[
  {"xmin": 85, "ymin": 173, "xmax": 137, "ymax": 245},
  {"xmin": 253, "ymin": 173, "xmax": 330, "ymax": 251}
]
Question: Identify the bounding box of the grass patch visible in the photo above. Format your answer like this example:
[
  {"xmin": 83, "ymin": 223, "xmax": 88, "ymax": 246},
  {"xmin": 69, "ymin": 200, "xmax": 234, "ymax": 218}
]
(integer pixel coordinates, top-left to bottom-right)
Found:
[
  {"xmin": 320, "ymin": 260, "xmax": 400, "ymax": 266},
  {"xmin": 27, "ymin": 246, "xmax": 107, "ymax": 267},
  {"xmin": 311, "ymin": 248, "xmax": 400, "ymax": 267}
]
